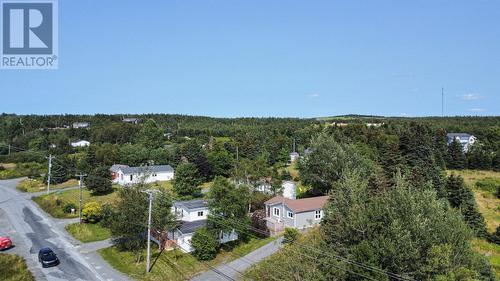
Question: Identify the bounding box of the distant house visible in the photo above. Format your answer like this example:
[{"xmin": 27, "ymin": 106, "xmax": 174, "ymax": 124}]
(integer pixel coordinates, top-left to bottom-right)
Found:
[
  {"xmin": 111, "ymin": 164, "xmax": 174, "ymax": 185},
  {"xmin": 163, "ymin": 199, "xmax": 238, "ymax": 252},
  {"xmin": 447, "ymin": 133, "xmax": 476, "ymax": 152},
  {"xmin": 72, "ymin": 122, "xmax": 90, "ymax": 129},
  {"xmin": 289, "ymin": 152, "xmax": 299, "ymax": 162},
  {"xmin": 70, "ymin": 140, "xmax": 90, "ymax": 147},
  {"xmin": 366, "ymin": 123, "xmax": 384, "ymax": 128},
  {"xmin": 122, "ymin": 118, "xmax": 140, "ymax": 124},
  {"xmin": 264, "ymin": 195, "xmax": 329, "ymax": 234}
]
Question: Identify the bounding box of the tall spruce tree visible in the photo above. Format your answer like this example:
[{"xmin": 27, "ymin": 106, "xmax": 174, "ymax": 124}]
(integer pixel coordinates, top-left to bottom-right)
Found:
[{"xmin": 447, "ymin": 139, "xmax": 466, "ymax": 169}]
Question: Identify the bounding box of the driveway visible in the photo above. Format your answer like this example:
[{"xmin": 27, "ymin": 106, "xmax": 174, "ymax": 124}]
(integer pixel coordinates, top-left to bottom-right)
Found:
[
  {"xmin": 0, "ymin": 178, "xmax": 132, "ymax": 281},
  {"xmin": 191, "ymin": 237, "xmax": 284, "ymax": 281}
]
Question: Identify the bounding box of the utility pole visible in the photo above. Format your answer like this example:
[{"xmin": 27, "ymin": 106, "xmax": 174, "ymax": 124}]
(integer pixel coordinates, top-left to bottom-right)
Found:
[
  {"xmin": 76, "ymin": 173, "xmax": 87, "ymax": 224},
  {"xmin": 141, "ymin": 189, "xmax": 160, "ymax": 273},
  {"xmin": 46, "ymin": 155, "xmax": 54, "ymax": 195},
  {"xmin": 8, "ymin": 144, "xmax": 11, "ymax": 155},
  {"xmin": 441, "ymin": 87, "xmax": 444, "ymax": 117}
]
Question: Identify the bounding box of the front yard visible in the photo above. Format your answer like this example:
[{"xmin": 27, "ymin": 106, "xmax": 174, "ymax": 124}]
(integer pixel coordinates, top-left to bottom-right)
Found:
[
  {"xmin": 65, "ymin": 222, "xmax": 112, "ymax": 243},
  {"xmin": 16, "ymin": 178, "xmax": 78, "ymax": 193},
  {"xmin": 0, "ymin": 253, "xmax": 34, "ymax": 281},
  {"xmin": 32, "ymin": 188, "xmax": 118, "ymax": 218},
  {"xmin": 99, "ymin": 236, "xmax": 276, "ymax": 281}
]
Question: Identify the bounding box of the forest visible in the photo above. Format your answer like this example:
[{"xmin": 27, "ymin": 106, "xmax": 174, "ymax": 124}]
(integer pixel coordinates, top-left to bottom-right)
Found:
[{"xmin": 1, "ymin": 113, "xmax": 499, "ymax": 280}]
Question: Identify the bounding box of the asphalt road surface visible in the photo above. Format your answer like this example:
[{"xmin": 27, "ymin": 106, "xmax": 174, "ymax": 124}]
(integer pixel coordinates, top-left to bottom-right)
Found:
[{"xmin": 0, "ymin": 178, "xmax": 130, "ymax": 281}]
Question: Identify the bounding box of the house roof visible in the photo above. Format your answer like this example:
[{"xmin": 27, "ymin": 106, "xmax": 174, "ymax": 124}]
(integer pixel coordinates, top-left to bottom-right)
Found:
[
  {"xmin": 174, "ymin": 199, "xmax": 208, "ymax": 211},
  {"xmin": 71, "ymin": 140, "xmax": 89, "ymax": 144},
  {"xmin": 73, "ymin": 122, "xmax": 90, "ymax": 126},
  {"xmin": 447, "ymin": 133, "xmax": 472, "ymax": 139},
  {"xmin": 178, "ymin": 220, "xmax": 207, "ymax": 235},
  {"xmin": 123, "ymin": 118, "xmax": 139, "ymax": 122},
  {"xmin": 120, "ymin": 165, "xmax": 174, "ymax": 174},
  {"xmin": 265, "ymin": 195, "xmax": 329, "ymax": 213},
  {"xmin": 110, "ymin": 164, "xmax": 129, "ymax": 172}
]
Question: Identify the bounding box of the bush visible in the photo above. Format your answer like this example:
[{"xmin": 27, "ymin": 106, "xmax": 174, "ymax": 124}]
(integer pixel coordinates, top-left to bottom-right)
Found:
[
  {"xmin": 283, "ymin": 228, "xmax": 300, "ymax": 244},
  {"xmin": 475, "ymin": 177, "xmax": 500, "ymax": 195},
  {"xmin": 63, "ymin": 202, "xmax": 77, "ymax": 213},
  {"xmin": 82, "ymin": 202, "xmax": 102, "ymax": 223},
  {"xmin": 191, "ymin": 227, "xmax": 218, "ymax": 260},
  {"xmin": 488, "ymin": 226, "xmax": 500, "ymax": 245}
]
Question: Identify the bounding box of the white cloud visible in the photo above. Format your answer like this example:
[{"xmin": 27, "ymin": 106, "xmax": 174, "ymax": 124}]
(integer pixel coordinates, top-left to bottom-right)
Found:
[
  {"xmin": 308, "ymin": 93, "xmax": 320, "ymax": 99},
  {"xmin": 467, "ymin": 108, "xmax": 486, "ymax": 112},
  {"xmin": 461, "ymin": 93, "xmax": 483, "ymax": 101}
]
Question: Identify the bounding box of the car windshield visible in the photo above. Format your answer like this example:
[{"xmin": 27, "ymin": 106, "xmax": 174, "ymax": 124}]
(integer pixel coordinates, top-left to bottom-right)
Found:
[{"xmin": 41, "ymin": 252, "xmax": 55, "ymax": 258}]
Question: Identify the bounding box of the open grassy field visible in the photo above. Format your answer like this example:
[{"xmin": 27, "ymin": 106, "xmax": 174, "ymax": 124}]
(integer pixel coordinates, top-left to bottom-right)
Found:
[
  {"xmin": 16, "ymin": 178, "xmax": 78, "ymax": 193},
  {"xmin": 99, "ymin": 236, "xmax": 276, "ymax": 281},
  {"xmin": 33, "ymin": 188, "xmax": 118, "ymax": 218},
  {"xmin": 0, "ymin": 253, "xmax": 34, "ymax": 281},
  {"xmin": 0, "ymin": 162, "xmax": 45, "ymax": 180},
  {"xmin": 447, "ymin": 169, "xmax": 500, "ymax": 278},
  {"xmin": 65, "ymin": 222, "xmax": 112, "ymax": 243}
]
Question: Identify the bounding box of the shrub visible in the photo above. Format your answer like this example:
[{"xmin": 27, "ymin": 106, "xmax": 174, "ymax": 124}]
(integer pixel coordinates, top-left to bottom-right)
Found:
[
  {"xmin": 475, "ymin": 177, "xmax": 500, "ymax": 195},
  {"xmin": 283, "ymin": 228, "xmax": 300, "ymax": 244},
  {"xmin": 488, "ymin": 226, "xmax": 500, "ymax": 245},
  {"xmin": 63, "ymin": 202, "xmax": 77, "ymax": 213},
  {"xmin": 191, "ymin": 227, "xmax": 218, "ymax": 260},
  {"xmin": 82, "ymin": 202, "xmax": 102, "ymax": 223}
]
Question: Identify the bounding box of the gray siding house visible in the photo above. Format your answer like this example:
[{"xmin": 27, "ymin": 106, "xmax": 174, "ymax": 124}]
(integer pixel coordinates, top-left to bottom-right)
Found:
[{"xmin": 264, "ymin": 195, "xmax": 329, "ymax": 234}]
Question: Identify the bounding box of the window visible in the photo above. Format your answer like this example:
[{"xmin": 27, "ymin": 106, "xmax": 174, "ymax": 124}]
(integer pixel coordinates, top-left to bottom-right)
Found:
[
  {"xmin": 197, "ymin": 211, "xmax": 204, "ymax": 217},
  {"xmin": 315, "ymin": 210, "xmax": 322, "ymax": 220},
  {"xmin": 273, "ymin": 207, "xmax": 280, "ymax": 217},
  {"xmin": 287, "ymin": 211, "xmax": 294, "ymax": 218},
  {"xmin": 130, "ymin": 175, "xmax": 133, "ymax": 181}
]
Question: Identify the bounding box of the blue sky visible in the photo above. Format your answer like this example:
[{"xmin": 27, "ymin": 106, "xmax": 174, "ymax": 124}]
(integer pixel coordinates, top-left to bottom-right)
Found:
[{"xmin": 1, "ymin": 0, "xmax": 499, "ymax": 117}]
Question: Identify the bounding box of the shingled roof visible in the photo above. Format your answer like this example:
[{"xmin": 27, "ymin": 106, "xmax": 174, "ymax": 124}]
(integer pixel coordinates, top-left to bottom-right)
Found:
[{"xmin": 265, "ymin": 195, "xmax": 329, "ymax": 213}]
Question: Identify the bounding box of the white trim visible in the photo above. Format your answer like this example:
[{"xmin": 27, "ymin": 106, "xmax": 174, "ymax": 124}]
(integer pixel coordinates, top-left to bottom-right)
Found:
[
  {"xmin": 273, "ymin": 207, "xmax": 280, "ymax": 218},
  {"xmin": 314, "ymin": 210, "xmax": 322, "ymax": 220}
]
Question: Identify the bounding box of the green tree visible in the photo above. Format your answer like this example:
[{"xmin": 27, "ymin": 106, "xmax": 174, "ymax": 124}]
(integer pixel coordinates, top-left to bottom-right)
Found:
[
  {"xmin": 173, "ymin": 162, "xmax": 202, "ymax": 197},
  {"xmin": 207, "ymin": 176, "xmax": 251, "ymax": 241},
  {"xmin": 191, "ymin": 227, "xmax": 218, "ymax": 260},
  {"xmin": 86, "ymin": 165, "xmax": 113, "ymax": 195},
  {"xmin": 109, "ymin": 184, "xmax": 148, "ymax": 257},
  {"xmin": 445, "ymin": 175, "xmax": 487, "ymax": 237},
  {"xmin": 283, "ymin": 228, "xmax": 300, "ymax": 244},
  {"xmin": 82, "ymin": 201, "xmax": 102, "ymax": 223},
  {"xmin": 447, "ymin": 139, "xmax": 466, "ymax": 169},
  {"xmin": 320, "ymin": 172, "xmax": 493, "ymax": 280},
  {"xmin": 136, "ymin": 119, "xmax": 164, "ymax": 149},
  {"xmin": 299, "ymin": 132, "xmax": 373, "ymax": 194}
]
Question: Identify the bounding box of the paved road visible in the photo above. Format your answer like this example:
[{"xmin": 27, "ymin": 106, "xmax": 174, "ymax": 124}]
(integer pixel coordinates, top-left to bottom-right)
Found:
[
  {"xmin": 0, "ymin": 178, "xmax": 131, "ymax": 281},
  {"xmin": 191, "ymin": 237, "xmax": 284, "ymax": 281}
]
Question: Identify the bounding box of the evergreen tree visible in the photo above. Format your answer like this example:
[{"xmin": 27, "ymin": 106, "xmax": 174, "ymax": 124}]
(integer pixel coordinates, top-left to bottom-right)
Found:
[
  {"xmin": 445, "ymin": 175, "xmax": 487, "ymax": 237},
  {"xmin": 173, "ymin": 162, "xmax": 202, "ymax": 197},
  {"xmin": 86, "ymin": 165, "xmax": 113, "ymax": 195},
  {"xmin": 447, "ymin": 139, "xmax": 466, "ymax": 169},
  {"xmin": 136, "ymin": 119, "xmax": 164, "ymax": 149}
]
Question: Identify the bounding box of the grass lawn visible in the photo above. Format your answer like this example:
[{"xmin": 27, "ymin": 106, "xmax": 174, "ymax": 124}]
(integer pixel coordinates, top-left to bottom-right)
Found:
[
  {"xmin": 33, "ymin": 188, "xmax": 118, "ymax": 219},
  {"xmin": 0, "ymin": 253, "xmax": 34, "ymax": 281},
  {"xmin": 447, "ymin": 170, "xmax": 500, "ymax": 278},
  {"xmin": 65, "ymin": 222, "xmax": 112, "ymax": 243},
  {"xmin": 16, "ymin": 178, "xmax": 78, "ymax": 193},
  {"xmin": 99, "ymin": 236, "xmax": 277, "ymax": 281}
]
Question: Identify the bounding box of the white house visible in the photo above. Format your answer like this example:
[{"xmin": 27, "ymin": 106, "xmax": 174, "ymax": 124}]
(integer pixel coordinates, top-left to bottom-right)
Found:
[
  {"xmin": 167, "ymin": 199, "xmax": 238, "ymax": 252},
  {"xmin": 111, "ymin": 164, "xmax": 174, "ymax": 185},
  {"xmin": 72, "ymin": 122, "xmax": 90, "ymax": 129},
  {"xmin": 70, "ymin": 140, "xmax": 90, "ymax": 147},
  {"xmin": 447, "ymin": 133, "xmax": 476, "ymax": 153},
  {"xmin": 122, "ymin": 118, "xmax": 140, "ymax": 124},
  {"xmin": 289, "ymin": 152, "xmax": 299, "ymax": 162}
]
